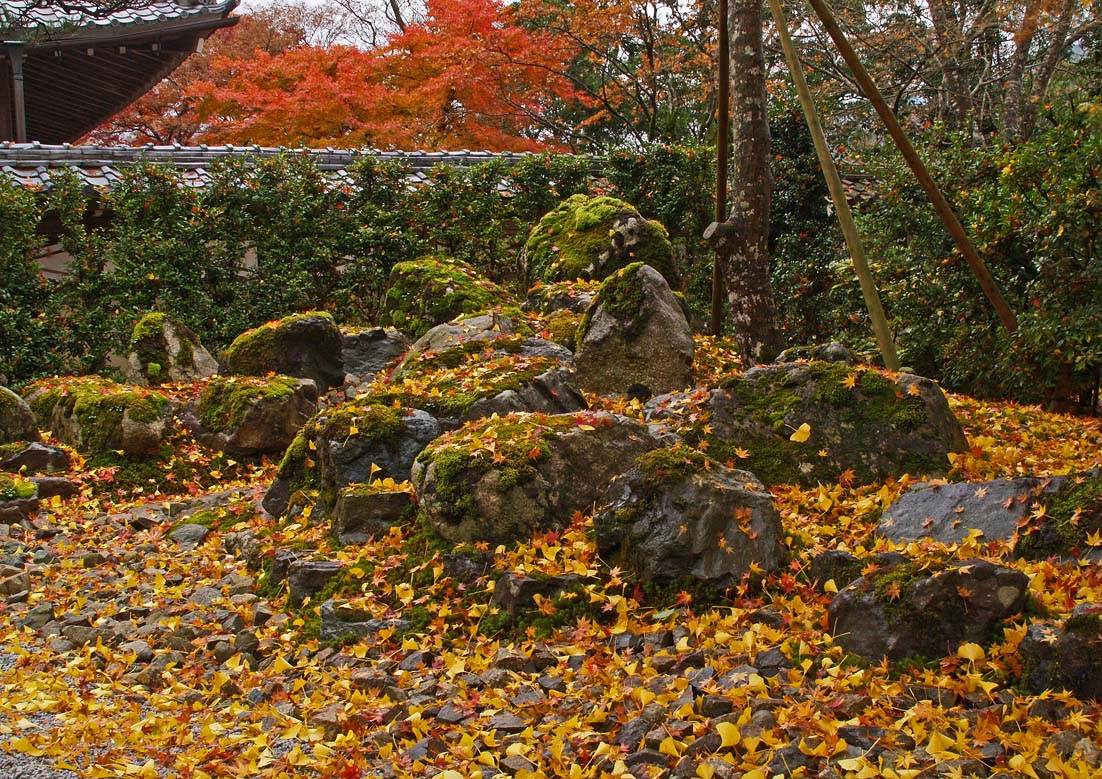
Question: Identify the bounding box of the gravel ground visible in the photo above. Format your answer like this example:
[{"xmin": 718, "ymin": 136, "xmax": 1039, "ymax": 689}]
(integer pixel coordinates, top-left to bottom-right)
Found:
[{"xmin": 0, "ymin": 747, "xmax": 81, "ymax": 779}]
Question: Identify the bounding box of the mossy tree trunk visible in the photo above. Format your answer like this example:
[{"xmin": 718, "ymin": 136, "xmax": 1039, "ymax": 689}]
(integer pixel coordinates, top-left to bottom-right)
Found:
[{"xmin": 725, "ymin": 0, "xmax": 784, "ymax": 367}]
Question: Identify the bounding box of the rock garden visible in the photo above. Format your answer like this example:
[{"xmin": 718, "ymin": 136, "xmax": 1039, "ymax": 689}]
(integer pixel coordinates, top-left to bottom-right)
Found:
[{"xmin": 1, "ymin": 197, "xmax": 1101, "ymax": 779}]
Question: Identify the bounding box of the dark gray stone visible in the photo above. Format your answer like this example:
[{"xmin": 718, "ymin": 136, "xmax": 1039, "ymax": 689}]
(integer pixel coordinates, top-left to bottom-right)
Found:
[
  {"xmin": 29, "ymin": 476, "xmax": 78, "ymax": 499},
  {"xmin": 341, "ymin": 327, "xmax": 410, "ymax": 378},
  {"xmin": 169, "ymin": 523, "xmax": 211, "ymax": 549},
  {"xmin": 828, "ymin": 558, "xmax": 1029, "ymax": 660},
  {"xmin": 332, "ymin": 488, "xmax": 412, "ymax": 544},
  {"xmin": 185, "ymin": 378, "xmax": 318, "ymax": 456},
  {"xmin": 287, "ymin": 560, "xmax": 343, "ymax": 608},
  {"xmin": 594, "ymin": 459, "xmax": 786, "ymax": 584},
  {"xmin": 576, "ymin": 264, "xmax": 693, "ymax": 397},
  {"xmin": 225, "ymin": 313, "xmax": 345, "ymax": 392},
  {"xmin": 1018, "ymin": 603, "xmax": 1102, "ymax": 701},
  {"xmin": 464, "ymin": 366, "xmax": 587, "ymax": 421},
  {"xmin": 877, "ymin": 476, "xmax": 1061, "ymax": 545},
  {"xmin": 0, "ymin": 442, "xmax": 69, "ymax": 473}
]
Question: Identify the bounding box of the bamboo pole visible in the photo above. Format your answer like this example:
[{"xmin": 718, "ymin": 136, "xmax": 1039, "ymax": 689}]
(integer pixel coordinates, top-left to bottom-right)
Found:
[
  {"xmin": 803, "ymin": 0, "xmax": 1019, "ymax": 333},
  {"xmin": 709, "ymin": 0, "xmax": 730, "ymax": 336},
  {"xmin": 767, "ymin": 0, "xmax": 900, "ymax": 370}
]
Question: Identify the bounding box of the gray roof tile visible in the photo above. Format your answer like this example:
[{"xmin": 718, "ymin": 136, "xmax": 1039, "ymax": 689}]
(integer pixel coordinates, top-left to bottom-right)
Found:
[{"xmin": 2, "ymin": 0, "xmax": 237, "ymax": 32}]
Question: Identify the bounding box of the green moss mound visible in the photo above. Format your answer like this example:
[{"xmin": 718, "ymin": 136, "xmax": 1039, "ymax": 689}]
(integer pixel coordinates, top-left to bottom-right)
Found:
[
  {"xmin": 26, "ymin": 376, "xmax": 169, "ymax": 455},
  {"xmin": 0, "ymin": 473, "xmax": 36, "ymax": 501},
  {"xmin": 1016, "ymin": 472, "xmax": 1102, "ymax": 560},
  {"xmin": 524, "ymin": 195, "xmax": 675, "ymax": 284},
  {"xmin": 222, "ymin": 311, "xmax": 335, "ymax": 375},
  {"xmin": 634, "ymin": 444, "xmax": 711, "ymax": 487},
  {"xmin": 197, "ymin": 375, "xmax": 302, "ymax": 434},
  {"xmin": 380, "ymin": 256, "xmax": 511, "ymax": 340}
]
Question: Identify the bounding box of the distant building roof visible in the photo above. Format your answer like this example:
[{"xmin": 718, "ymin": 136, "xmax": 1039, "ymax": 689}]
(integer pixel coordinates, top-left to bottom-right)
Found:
[
  {"xmin": 0, "ymin": 142, "xmax": 536, "ymax": 192},
  {"xmin": 1, "ymin": 1, "xmax": 239, "ymax": 144}
]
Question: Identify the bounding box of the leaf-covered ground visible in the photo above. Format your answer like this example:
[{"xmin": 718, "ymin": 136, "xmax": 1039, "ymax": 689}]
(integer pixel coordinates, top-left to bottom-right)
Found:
[{"xmin": 2, "ymin": 340, "xmax": 1102, "ymax": 779}]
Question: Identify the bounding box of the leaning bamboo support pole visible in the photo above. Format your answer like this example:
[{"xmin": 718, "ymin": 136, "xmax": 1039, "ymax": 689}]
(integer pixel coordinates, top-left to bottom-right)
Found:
[
  {"xmin": 710, "ymin": 0, "xmax": 731, "ymax": 336},
  {"xmin": 767, "ymin": 0, "xmax": 900, "ymax": 370},
  {"xmin": 803, "ymin": 0, "xmax": 1019, "ymax": 333}
]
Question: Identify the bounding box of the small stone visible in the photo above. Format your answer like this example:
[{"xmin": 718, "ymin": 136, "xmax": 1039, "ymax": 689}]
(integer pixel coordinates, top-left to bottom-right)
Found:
[
  {"xmin": 169, "ymin": 523, "xmax": 211, "ymax": 549},
  {"xmin": 190, "ymin": 586, "xmax": 224, "ymax": 606},
  {"xmin": 486, "ymin": 712, "xmax": 526, "ymax": 733}
]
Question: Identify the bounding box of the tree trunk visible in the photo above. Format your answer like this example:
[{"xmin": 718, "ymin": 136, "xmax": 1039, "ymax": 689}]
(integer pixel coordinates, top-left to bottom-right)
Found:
[{"xmin": 725, "ymin": 0, "xmax": 784, "ymax": 366}]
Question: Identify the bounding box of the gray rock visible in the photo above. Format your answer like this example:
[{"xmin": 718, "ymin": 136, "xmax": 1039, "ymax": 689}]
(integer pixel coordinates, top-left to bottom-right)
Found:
[
  {"xmin": 402, "ymin": 313, "xmax": 518, "ymax": 365},
  {"xmin": 594, "ymin": 458, "xmax": 786, "ymax": 584},
  {"xmin": 647, "ymin": 362, "xmax": 968, "ymax": 488},
  {"xmin": 190, "ymin": 586, "xmax": 224, "ymax": 606},
  {"xmin": 413, "ymin": 412, "xmax": 657, "ymax": 544},
  {"xmin": 29, "ymin": 476, "xmax": 78, "ymax": 499},
  {"xmin": 0, "ymin": 442, "xmax": 70, "ymax": 473},
  {"xmin": 828, "ymin": 558, "xmax": 1029, "ymax": 660},
  {"xmin": 341, "ymin": 327, "xmax": 410, "ymax": 379},
  {"xmin": 1018, "ymin": 603, "xmax": 1102, "ymax": 701},
  {"xmin": 877, "ymin": 476, "xmax": 1061, "ymax": 545},
  {"xmin": 287, "ymin": 559, "xmax": 343, "ymax": 608},
  {"xmin": 0, "ymin": 386, "xmax": 39, "ymax": 444},
  {"xmin": 492, "ymin": 572, "xmax": 585, "ymax": 616},
  {"xmin": 169, "ymin": 523, "xmax": 211, "ymax": 549},
  {"xmin": 332, "ymin": 487, "xmax": 412, "ymax": 544},
  {"xmin": 317, "ymin": 408, "xmax": 441, "ymax": 496},
  {"xmin": 0, "ymin": 495, "xmax": 38, "ymax": 523},
  {"xmin": 464, "ymin": 366, "xmax": 586, "ymax": 420},
  {"xmin": 576, "ymin": 264, "xmax": 694, "ymax": 397}
]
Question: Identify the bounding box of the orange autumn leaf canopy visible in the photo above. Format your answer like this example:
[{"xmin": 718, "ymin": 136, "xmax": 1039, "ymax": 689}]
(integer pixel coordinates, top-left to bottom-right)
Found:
[{"xmin": 190, "ymin": 0, "xmax": 578, "ymax": 151}]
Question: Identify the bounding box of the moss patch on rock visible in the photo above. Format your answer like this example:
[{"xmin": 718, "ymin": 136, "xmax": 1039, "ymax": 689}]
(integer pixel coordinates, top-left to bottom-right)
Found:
[
  {"xmin": 368, "ymin": 353, "xmax": 562, "ymax": 420},
  {"xmin": 633, "ymin": 444, "xmax": 711, "ymax": 487},
  {"xmin": 380, "ymin": 256, "xmax": 511, "ymax": 340},
  {"xmin": 525, "ymin": 195, "xmax": 675, "ymax": 284},
  {"xmin": 1016, "ymin": 472, "xmax": 1102, "ymax": 560},
  {"xmin": 0, "ymin": 473, "xmax": 36, "ymax": 501},
  {"xmin": 222, "ymin": 311, "xmax": 334, "ymax": 375},
  {"xmin": 197, "ymin": 375, "xmax": 302, "ymax": 434}
]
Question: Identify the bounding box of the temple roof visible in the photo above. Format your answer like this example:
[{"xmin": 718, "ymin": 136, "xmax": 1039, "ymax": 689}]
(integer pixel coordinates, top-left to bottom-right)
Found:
[
  {"xmin": 0, "ymin": 142, "xmax": 534, "ymax": 192},
  {"xmin": 2, "ymin": 1, "xmax": 239, "ymax": 144}
]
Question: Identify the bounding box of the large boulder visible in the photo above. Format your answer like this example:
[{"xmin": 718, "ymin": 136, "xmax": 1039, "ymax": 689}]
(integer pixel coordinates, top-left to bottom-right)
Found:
[
  {"xmin": 1018, "ymin": 604, "xmax": 1102, "ymax": 701},
  {"xmin": 125, "ymin": 312, "xmax": 219, "ymax": 386},
  {"xmin": 0, "ymin": 386, "xmax": 38, "ymax": 444},
  {"xmin": 380, "ymin": 256, "xmax": 514, "ymax": 340},
  {"xmin": 341, "ymin": 327, "xmax": 410, "ymax": 380},
  {"xmin": 223, "ymin": 312, "xmax": 344, "ymax": 393},
  {"xmin": 647, "ymin": 362, "xmax": 968, "ymax": 487},
  {"xmin": 23, "ymin": 376, "xmax": 170, "ymax": 457},
  {"xmin": 263, "ymin": 402, "xmax": 441, "ymax": 518},
  {"xmin": 524, "ymin": 195, "xmax": 676, "ymax": 284},
  {"xmin": 827, "ymin": 558, "xmax": 1029, "ymax": 661},
  {"xmin": 412, "ymin": 411, "xmax": 658, "ymax": 545},
  {"xmin": 575, "ymin": 263, "xmax": 694, "ymax": 397},
  {"xmin": 593, "ymin": 446, "xmax": 786, "ymax": 585},
  {"xmin": 186, "ymin": 375, "xmax": 318, "ymax": 456},
  {"xmin": 877, "ymin": 476, "xmax": 1062, "ymax": 546},
  {"xmin": 401, "ymin": 313, "xmax": 519, "ymax": 363}
]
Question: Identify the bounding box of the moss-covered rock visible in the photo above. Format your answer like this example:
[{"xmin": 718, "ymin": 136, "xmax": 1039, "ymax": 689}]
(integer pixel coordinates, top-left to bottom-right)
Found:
[
  {"xmin": 524, "ymin": 195, "xmax": 676, "ymax": 285},
  {"xmin": 593, "ymin": 447, "xmax": 786, "ymax": 585},
  {"xmin": 412, "ymin": 411, "xmax": 657, "ymax": 545},
  {"xmin": 1019, "ymin": 604, "xmax": 1102, "ymax": 701},
  {"xmin": 828, "ymin": 558, "xmax": 1029, "ymax": 661},
  {"xmin": 380, "ymin": 256, "xmax": 513, "ymax": 340},
  {"xmin": 262, "ymin": 400, "xmax": 440, "ymax": 518},
  {"xmin": 646, "ymin": 362, "xmax": 967, "ymax": 487},
  {"xmin": 189, "ymin": 375, "xmax": 317, "ymax": 456},
  {"xmin": 0, "ymin": 472, "xmax": 38, "ymax": 522},
  {"xmin": 23, "ymin": 376, "xmax": 170, "ymax": 456},
  {"xmin": 223, "ymin": 312, "xmax": 344, "ymax": 392},
  {"xmin": 575, "ymin": 263, "xmax": 694, "ymax": 396},
  {"xmin": 0, "ymin": 385, "xmax": 39, "ymax": 444},
  {"xmin": 125, "ymin": 312, "xmax": 218, "ymax": 386}
]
